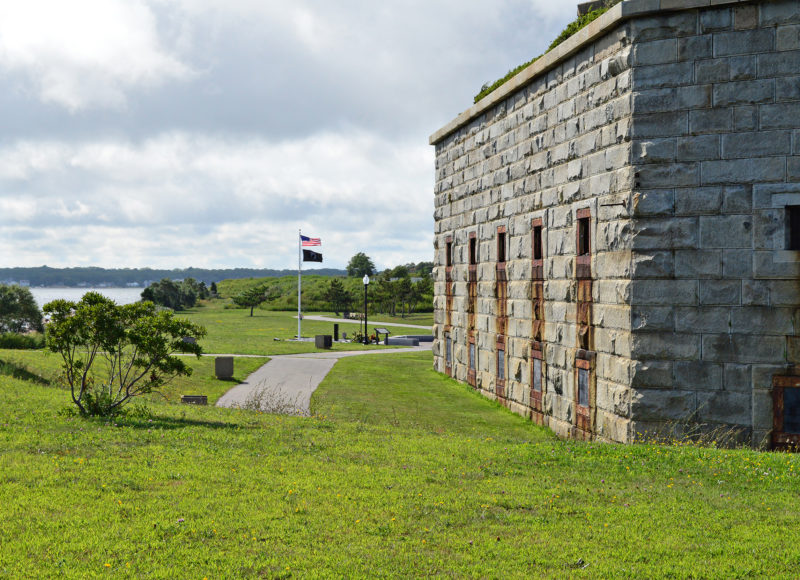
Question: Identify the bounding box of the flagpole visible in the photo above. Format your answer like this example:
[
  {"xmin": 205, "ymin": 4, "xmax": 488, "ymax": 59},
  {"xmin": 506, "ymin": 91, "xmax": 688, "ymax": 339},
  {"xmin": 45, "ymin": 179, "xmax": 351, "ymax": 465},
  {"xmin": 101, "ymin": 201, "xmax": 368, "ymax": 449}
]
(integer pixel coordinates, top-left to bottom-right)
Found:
[{"xmin": 298, "ymin": 229, "xmax": 302, "ymax": 340}]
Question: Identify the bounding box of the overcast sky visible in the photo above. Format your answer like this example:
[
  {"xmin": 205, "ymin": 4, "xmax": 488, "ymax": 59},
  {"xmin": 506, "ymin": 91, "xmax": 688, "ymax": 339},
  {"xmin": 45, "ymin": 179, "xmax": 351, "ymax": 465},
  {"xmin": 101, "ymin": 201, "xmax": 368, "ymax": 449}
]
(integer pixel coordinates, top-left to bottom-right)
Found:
[{"xmin": 0, "ymin": 0, "xmax": 577, "ymax": 271}]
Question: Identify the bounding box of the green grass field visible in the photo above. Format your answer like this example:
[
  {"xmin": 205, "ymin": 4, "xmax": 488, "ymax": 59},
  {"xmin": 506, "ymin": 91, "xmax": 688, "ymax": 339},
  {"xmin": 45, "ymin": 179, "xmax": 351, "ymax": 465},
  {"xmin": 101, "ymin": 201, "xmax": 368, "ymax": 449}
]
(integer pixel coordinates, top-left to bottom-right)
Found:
[{"xmin": 2, "ymin": 342, "xmax": 800, "ymax": 577}]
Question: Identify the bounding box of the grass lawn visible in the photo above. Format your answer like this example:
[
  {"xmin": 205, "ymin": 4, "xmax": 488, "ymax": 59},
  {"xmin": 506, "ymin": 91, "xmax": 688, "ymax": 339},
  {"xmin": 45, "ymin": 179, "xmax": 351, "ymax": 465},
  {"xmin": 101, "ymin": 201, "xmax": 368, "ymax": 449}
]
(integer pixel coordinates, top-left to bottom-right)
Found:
[
  {"xmin": 1, "ymin": 350, "xmax": 800, "ymax": 577},
  {"xmin": 179, "ymin": 301, "xmax": 426, "ymax": 356}
]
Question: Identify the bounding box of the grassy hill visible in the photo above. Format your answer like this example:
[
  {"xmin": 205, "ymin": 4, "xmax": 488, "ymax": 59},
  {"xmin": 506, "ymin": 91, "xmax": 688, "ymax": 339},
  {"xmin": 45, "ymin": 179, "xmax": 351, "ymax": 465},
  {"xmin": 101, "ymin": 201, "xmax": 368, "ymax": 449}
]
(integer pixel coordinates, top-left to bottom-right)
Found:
[
  {"xmin": 217, "ymin": 274, "xmax": 352, "ymax": 311},
  {"xmin": 218, "ymin": 274, "xmax": 432, "ymax": 315}
]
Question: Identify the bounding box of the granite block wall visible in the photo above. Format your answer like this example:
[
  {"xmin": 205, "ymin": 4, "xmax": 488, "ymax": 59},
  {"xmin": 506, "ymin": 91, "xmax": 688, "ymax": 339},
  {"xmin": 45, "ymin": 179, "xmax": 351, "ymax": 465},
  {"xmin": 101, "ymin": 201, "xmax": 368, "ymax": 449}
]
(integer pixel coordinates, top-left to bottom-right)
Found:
[
  {"xmin": 628, "ymin": 0, "xmax": 800, "ymax": 446},
  {"xmin": 431, "ymin": 0, "xmax": 800, "ymax": 447}
]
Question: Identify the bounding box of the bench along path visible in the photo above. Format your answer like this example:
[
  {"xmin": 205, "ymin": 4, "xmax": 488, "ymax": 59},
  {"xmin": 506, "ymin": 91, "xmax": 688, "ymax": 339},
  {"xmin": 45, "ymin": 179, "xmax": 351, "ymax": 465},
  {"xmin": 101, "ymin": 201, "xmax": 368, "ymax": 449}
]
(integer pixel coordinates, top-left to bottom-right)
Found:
[{"xmin": 216, "ymin": 343, "xmax": 432, "ymax": 415}]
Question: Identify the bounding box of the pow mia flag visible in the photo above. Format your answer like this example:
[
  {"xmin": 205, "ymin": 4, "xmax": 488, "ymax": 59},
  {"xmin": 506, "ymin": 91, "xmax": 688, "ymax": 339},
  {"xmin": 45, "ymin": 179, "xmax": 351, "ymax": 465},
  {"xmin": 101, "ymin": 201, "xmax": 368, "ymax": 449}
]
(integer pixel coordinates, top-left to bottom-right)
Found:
[{"xmin": 303, "ymin": 249, "xmax": 323, "ymax": 262}]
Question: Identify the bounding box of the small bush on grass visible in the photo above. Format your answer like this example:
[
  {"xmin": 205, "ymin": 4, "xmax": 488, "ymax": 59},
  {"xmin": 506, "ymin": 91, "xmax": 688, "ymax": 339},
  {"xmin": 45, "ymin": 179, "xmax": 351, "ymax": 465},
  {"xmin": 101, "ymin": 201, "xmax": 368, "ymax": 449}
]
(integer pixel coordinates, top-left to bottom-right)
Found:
[{"xmin": 44, "ymin": 292, "xmax": 206, "ymax": 417}]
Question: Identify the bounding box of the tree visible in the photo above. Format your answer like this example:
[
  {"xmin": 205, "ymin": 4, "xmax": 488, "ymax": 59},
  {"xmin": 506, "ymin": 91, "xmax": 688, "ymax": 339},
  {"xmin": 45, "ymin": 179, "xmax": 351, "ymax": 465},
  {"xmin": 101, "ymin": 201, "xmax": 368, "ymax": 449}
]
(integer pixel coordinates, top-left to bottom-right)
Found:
[
  {"xmin": 346, "ymin": 252, "xmax": 376, "ymax": 277},
  {"xmin": 388, "ymin": 265, "xmax": 410, "ymax": 279},
  {"xmin": 197, "ymin": 281, "xmax": 210, "ymax": 300},
  {"xmin": 44, "ymin": 292, "xmax": 206, "ymax": 416},
  {"xmin": 413, "ymin": 275, "xmax": 434, "ymax": 313},
  {"xmin": 141, "ymin": 278, "xmax": 201, "ymax": 310},
  {"xmin": 372, "ymin": 273, "xmax": 397, "ymax": 316},
  {"xmin": 210, "ymin": 282, "xmax": 218, "ymax": 296},
  {"xmin": 395, "ymin": 276, "xmax": 413, "ymax": 317},
  {"xmin": 325, "ymin": 278, "xmax": 352, "ymax": 315},
  {"xmin": 411, "ymin": 261, "xmax": 434, "ymax": 277},
  {"xmin": 233, "ymin": 285, "xmax": 269, "ymax": 316},
  {"xmin": 141, "ymin": 279, "xmax": 181, "ymax": 309},
  {"xmin": 0, "ymin": 284, "xmax": 43, "ymax": 333}
]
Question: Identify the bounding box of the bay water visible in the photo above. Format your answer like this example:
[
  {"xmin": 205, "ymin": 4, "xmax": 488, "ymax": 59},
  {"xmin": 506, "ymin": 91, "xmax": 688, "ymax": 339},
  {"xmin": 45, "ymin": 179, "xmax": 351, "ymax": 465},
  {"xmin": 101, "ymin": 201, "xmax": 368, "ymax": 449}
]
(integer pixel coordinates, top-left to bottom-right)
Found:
[{"xmin": 29, "ymin": 287, "xmax": 144, "ymax": 309}]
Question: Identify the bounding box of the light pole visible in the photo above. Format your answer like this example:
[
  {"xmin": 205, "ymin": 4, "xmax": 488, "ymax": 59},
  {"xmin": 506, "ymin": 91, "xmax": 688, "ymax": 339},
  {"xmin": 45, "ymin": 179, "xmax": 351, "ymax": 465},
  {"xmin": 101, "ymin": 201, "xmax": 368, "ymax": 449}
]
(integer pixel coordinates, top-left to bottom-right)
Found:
[{"xmin": 363, "ymin": 274, "xmax": 370, "ymax": 345}]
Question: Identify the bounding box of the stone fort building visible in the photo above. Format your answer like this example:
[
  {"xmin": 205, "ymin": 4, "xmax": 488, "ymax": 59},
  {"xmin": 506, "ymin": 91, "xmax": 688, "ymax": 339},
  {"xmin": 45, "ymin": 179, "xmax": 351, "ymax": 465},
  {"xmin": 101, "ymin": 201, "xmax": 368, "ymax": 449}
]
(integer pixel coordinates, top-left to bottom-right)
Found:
[{"xmin": 430, "ymin": 0, "xmax": 800, "ymax": 448}]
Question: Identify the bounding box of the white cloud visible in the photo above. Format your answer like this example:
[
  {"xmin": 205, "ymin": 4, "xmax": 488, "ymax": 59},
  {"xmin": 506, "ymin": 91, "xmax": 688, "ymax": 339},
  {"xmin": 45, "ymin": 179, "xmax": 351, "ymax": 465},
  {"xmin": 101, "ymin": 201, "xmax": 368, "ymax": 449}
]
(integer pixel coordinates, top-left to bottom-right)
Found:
[
  {"xmin": 0, "ymin": 0, "xmax": 192, "ymax": 111},
  {"xmin": 0, "ymin": 0, "xmax": 581, "ymax": 271},
  {"xmin": 0, "ymin": 131, "xmax": 433, "ymax": 269}
]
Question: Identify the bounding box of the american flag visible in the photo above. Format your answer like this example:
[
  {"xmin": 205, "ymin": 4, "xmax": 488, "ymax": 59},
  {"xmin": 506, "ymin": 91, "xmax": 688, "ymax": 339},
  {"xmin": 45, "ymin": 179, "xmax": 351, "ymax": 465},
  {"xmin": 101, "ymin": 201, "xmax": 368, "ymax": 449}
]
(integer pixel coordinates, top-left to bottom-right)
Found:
[{"xmin": 301, "ymin": 235, "xmax": 321, "ymax": 246}]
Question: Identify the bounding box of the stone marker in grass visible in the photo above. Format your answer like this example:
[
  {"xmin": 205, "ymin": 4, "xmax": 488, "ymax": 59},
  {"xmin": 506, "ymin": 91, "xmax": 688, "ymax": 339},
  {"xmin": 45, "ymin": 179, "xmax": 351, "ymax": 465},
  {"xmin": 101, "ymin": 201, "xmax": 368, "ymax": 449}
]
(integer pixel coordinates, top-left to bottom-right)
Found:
[{"xmin": 215, "ymin": 356, "xmax": 234, "ymax": 379}]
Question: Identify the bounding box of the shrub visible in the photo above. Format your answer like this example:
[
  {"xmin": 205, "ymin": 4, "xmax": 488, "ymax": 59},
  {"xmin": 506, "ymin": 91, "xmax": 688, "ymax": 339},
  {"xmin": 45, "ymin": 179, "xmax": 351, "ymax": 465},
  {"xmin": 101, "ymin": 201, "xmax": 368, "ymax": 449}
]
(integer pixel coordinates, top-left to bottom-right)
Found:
[
  {"xmin": 0, "ymin": 332, "xmax": 45, "ymax": 350},
  {"xmin": 44, "ymin": 292, "xmax": 206, "ymax": 416}
]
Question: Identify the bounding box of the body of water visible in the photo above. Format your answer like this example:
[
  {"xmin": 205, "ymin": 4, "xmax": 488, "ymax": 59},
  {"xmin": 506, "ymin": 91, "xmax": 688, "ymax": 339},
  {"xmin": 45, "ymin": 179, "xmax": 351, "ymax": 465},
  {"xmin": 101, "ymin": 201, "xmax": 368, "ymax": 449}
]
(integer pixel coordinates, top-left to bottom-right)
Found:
[{"xmin": 29, "ymin": 287, "xmax": 144, "ymax": 309}]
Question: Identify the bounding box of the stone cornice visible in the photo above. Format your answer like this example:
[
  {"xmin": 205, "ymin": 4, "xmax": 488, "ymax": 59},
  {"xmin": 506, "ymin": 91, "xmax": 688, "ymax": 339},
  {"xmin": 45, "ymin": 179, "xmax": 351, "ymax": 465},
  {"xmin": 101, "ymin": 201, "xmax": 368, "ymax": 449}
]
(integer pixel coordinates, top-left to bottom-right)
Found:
[{"xmin": 429, "ymin": 0, "xmax": 754, "ymax": 145}]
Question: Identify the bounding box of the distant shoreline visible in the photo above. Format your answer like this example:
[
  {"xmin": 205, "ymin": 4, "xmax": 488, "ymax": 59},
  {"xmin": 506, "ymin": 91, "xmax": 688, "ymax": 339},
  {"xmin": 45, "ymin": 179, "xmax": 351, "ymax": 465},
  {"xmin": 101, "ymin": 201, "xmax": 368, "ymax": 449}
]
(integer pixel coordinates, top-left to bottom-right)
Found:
[
  {"xmin": 29, "ymin": 287, "xmax": 144, "ymax": 309},
  {"xmin": 0, "ymin": 266, "xmax": 347, "ymax": 289}
]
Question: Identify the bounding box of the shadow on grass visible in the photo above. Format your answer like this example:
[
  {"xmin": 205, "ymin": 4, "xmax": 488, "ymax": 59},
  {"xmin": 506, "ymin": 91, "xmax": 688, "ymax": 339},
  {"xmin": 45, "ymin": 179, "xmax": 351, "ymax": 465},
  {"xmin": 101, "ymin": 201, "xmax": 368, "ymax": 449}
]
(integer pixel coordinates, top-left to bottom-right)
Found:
[
  {"xmin": 0, "ymin": 359, "xmax": 50, "ymax": 386},
  {"xmin": 64, "ymin": 403, "xmax": 276, "ymax": 432},
  {"xmin": 70, "ymin": 413, "xmax": 246, "ymax": 431},
  {"xmin": 126, "ymin": 416, "xmax": 244, "ymax": 431}
]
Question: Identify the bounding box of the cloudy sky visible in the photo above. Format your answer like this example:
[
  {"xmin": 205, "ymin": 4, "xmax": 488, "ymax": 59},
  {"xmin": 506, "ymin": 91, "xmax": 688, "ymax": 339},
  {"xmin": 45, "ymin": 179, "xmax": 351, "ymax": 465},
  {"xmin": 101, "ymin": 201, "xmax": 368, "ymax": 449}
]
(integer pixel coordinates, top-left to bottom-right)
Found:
[{"xmin": 0, "ymin": 0, "xmax": 576, "ymax": 271}]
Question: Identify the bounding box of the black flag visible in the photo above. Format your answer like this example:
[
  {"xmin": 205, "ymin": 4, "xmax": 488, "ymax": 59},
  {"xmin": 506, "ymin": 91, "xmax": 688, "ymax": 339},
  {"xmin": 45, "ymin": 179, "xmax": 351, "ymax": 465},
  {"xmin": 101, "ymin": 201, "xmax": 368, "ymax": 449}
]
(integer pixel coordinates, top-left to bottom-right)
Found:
[{"xmin": 303, "ymin": 249, "xmax": 323, "ymax": 263}]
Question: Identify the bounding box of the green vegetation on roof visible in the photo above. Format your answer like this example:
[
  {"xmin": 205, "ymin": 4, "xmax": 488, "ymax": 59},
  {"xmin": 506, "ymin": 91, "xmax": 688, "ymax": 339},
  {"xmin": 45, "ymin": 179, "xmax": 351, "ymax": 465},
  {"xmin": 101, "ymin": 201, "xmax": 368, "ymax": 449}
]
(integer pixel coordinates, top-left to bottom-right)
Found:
[{"xmin": 474, "ymin": 0, "xmax": 623, "ymax": 104}]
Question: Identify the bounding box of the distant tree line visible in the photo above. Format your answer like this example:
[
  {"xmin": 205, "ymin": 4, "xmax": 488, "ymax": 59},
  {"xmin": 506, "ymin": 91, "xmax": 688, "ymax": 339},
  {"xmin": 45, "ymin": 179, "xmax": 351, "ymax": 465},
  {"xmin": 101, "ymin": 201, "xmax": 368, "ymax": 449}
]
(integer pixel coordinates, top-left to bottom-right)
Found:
[
  {"xmin": 0, "ymin": 266, "xmax": 346, "ymax": 287},
  {"xmin": 329, "ymin": 256, "xmax": 435, "ymax": 317}
]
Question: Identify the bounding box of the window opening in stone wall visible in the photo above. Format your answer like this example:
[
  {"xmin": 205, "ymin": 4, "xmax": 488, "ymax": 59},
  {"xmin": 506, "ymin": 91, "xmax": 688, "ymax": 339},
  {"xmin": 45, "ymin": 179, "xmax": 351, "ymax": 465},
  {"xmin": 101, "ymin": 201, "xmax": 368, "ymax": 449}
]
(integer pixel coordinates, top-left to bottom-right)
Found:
[
  {"xmin": 576, "ymin": 209, "xmax": 592, "ymax": 279},
  {"xmin": 578, "ymin": 367, "xmax": 589, "ymax": 408},
  {"xmin": 497, "ymin": 348, "xmax": 505, "ymax": 381},
  {"xmin": 445, "ymin": 235, "xmax": 454, "ymax": 330},
  {"xmin": 575, "ymin": 339, "xmax": 594, "ymax": 435},
  {"xmin": 772, "ymin": 375, "xmax": 800, "ymax": 450},
  {"xmin": 533, "ymin": 225, "xmax": 543, "ymax": 261},
  {"xmin": 469, "ymin": 235, "xmax": 477, "ymax": 266},
  {"xmin": 497, "ymin": 229, "xmax": 506, "ymax": 263},
  {"xmin": 578, "ymin": 217, "xmax": 590, "ymax": 256},
  {"xmin": 446, "ymin": 334, "xmax": 452, "ymax": 368},
  {"xmin": 446, "ymin": 239, "xmax": 453, "ymax": 267},
  {"xmin": 467, "ymin": 333, "xmax": 477, "ymax": 388},
  {"xmin": 533, "ymin": 357, "xmax": 542, "ymax": 392},
  {"xmin": 788, "ymin": 206, "xmax": 800, "ymax": 250},
  {"xmin": 784, "ymin": 388, "xmax": 800, "ymax": 433}
]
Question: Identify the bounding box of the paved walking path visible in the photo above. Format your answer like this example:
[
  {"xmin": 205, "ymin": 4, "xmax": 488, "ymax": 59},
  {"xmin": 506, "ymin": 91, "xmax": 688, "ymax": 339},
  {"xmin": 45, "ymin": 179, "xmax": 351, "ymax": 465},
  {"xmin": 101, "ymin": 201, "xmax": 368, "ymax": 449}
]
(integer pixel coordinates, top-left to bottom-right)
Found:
[
  {"xmin": 216, "ymin": 343, "xmax": 432, "ymax": 414},
  {"xmin": 297, "ymin": 314, "xmax": 431, "ymax": 330}
]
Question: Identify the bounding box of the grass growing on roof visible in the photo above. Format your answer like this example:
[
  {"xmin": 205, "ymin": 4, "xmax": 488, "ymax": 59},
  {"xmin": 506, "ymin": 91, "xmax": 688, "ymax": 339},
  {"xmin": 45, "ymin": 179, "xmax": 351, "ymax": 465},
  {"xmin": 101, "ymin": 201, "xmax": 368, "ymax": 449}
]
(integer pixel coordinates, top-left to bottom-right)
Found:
[
  {"xmin": 2, "ymin": 350, "xmax": 800, "ymax": 576},
  {"xmin": 473, "ymin": 0, "xmax": 623, "ymax": 104}
]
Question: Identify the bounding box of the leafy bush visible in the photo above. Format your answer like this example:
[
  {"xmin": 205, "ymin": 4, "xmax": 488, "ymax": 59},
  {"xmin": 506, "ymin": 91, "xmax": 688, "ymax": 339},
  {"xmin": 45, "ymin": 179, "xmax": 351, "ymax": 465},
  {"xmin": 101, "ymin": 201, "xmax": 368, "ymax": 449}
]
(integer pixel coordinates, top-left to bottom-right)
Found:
[
  {"xmin": 0, "ymin": 332, "xmax": 45, "ymax": 350},
  {"xmin": 141, "ymin": 278, "xmax": 209, "ymax": 311},
  {"xmin": 44, "ymin": 292, "xmax": 206, "ymax": 416}
]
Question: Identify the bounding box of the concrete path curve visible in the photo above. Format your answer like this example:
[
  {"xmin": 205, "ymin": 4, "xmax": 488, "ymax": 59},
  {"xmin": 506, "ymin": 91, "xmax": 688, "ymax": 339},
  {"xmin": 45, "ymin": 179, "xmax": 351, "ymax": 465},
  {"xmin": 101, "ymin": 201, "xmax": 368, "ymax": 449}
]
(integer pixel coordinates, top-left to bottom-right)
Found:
[
  {"xmin": 297, "ymin": 314, "xmax": 431, "ymax": 330},
  {"xmin": 216, "ymin": 343, "xmax": 431, "ymax": 415}
]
